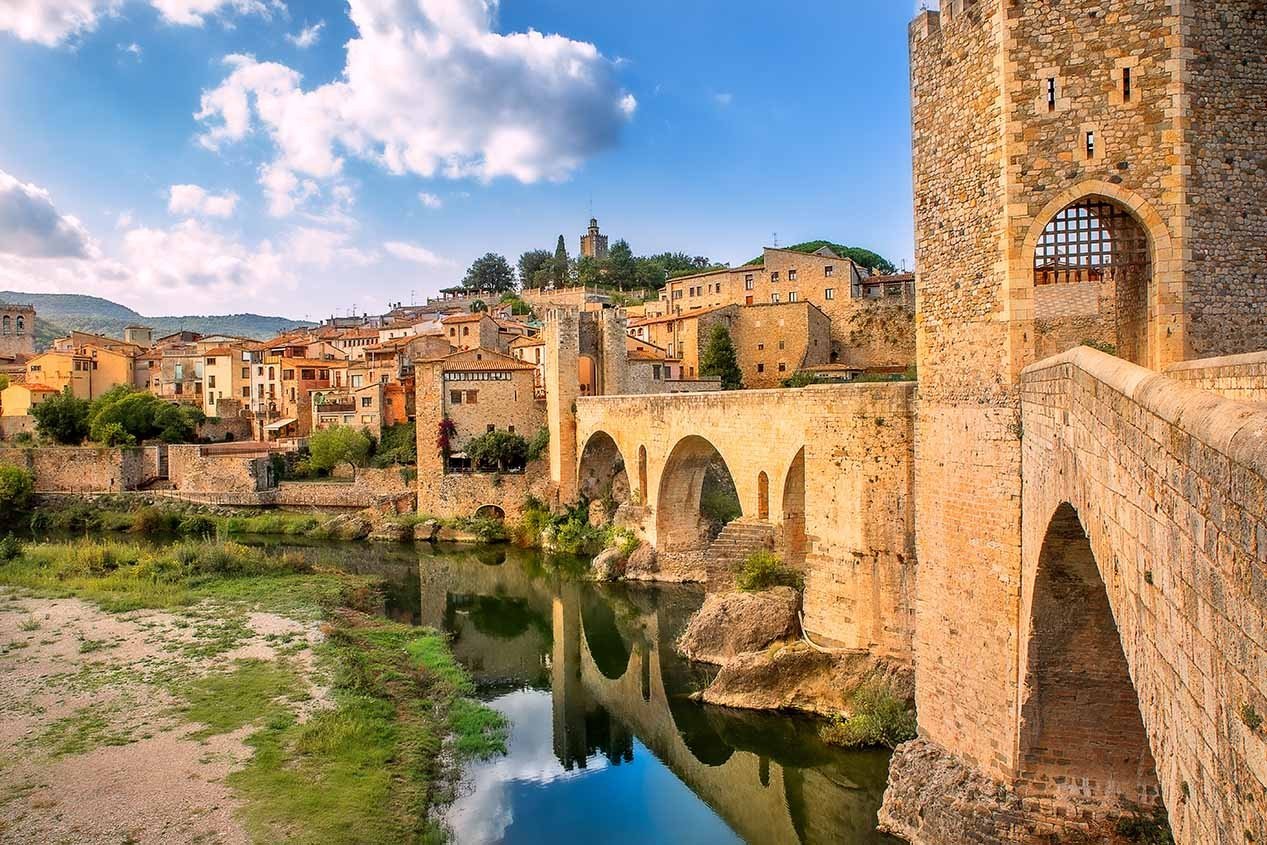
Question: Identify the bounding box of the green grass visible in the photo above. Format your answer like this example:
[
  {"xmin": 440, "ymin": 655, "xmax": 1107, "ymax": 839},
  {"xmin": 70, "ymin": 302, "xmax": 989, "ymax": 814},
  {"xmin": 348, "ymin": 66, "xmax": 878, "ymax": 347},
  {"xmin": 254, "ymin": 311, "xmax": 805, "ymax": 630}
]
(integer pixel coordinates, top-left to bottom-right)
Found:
[
  {"xmin": 175, "ymin": 659, "xmax": 304, "ymax": 739},
  {"xmin": 29, "ymin": 706, "xmax": 134, "ymax": 757}
]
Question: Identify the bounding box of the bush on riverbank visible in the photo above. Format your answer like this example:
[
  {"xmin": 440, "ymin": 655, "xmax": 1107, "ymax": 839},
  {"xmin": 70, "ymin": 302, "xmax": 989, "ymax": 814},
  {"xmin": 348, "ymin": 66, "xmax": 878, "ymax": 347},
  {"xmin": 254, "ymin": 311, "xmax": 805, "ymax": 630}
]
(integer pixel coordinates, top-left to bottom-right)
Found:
[
  {"xmin": 736, "ymin": 550, "xmax": 804, "ymax": 592},
  {"xmin": 0, "ymin": 463, "xmax": 34, "ymax": 515},
  {"xmin": 820, "ymin": 681, "xmax": 916, "ymax": 750}
]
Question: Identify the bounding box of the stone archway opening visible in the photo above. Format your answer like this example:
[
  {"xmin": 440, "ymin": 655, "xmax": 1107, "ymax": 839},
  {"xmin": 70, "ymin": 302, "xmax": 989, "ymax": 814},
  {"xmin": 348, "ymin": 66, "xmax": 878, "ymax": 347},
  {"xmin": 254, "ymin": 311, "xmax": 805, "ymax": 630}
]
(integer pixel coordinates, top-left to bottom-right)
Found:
[
  {"xmin": 1019, "ymin": 503, "xmax": 1164, "ymax": 820},
  {"xmin": 781, "ymin": 448, "xmax": 807, "ymax": 568},
  {"xmin": 757, "ymin": 472, "xmax": 770, "ymax": 520},
  {"xmin": 474, "ymin": 504, "xmax": 506, "ymax": 522},
  {"xmin": 636, "ymin": 445, "xmax": 648, "ymax": 506},
  {"xmin": 578, "ymin": 432, "xmax": 630, "ymax": 519},
  {"xmin": 656, "ymin": 435, "xmax": 741, "ymax": 553},
  {"xmin": 1033, "ymin": 196, "xmax": 1153, "ymax": 365}
]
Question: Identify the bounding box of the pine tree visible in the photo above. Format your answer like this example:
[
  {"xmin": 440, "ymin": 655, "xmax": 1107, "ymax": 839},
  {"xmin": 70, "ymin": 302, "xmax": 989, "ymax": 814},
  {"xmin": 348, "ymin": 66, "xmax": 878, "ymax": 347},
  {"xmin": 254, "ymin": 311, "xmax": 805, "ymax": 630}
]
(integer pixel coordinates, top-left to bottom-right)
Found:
[{"xmin": 699, "ymin": 324, "xmax": 743, "ymax": 390}]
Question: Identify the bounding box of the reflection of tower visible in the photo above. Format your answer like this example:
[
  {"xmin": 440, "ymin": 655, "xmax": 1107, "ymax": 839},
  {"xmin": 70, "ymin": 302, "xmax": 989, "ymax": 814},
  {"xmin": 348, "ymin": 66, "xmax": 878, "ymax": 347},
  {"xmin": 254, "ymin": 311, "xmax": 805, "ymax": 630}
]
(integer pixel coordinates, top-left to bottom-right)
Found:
[
  {"xmin": 579, "ymin": 217, "xmax": 609, "ymax": 261},
  {"xmin": 551, "ymin": 583, "xmax": 589, "ymax": 769}
]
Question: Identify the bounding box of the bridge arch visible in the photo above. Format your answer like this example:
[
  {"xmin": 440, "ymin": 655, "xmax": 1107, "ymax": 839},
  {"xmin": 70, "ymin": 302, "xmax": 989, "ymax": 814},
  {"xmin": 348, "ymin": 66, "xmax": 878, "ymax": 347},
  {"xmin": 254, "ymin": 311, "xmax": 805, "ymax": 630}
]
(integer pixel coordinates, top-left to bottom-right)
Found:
[
  {"xmin": 1017, "ymin": 501, "xmax": 1162, "ymax": 816},
  {"xmin": 578, "ymin": 430, "xmax": 632, "ymax": 507},
  {"xmin": 1020, "ymin": 181, "xmax": 1178, "ymax": 370},
  {"xmin": 656, "ymin": 435, "xmax": 741, "ymax": 552},
  {"xmin": 781, "ymin": 448, "xmax": 807, "ymax": 567},
  {"xmin": 757, "ymin": 472, "xmax": 770, "ymax": 520}
]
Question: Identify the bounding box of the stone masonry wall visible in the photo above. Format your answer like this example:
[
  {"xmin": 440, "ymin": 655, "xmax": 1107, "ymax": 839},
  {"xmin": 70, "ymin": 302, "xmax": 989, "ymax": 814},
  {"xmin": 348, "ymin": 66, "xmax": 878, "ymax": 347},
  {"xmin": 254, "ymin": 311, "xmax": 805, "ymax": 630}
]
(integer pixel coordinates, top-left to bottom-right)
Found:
[
  {"xmin": 167, "ymin": 445, "xmax": 269, "ymax": 494},
  {"xmin": 0, "ymin": 446, "xmax": 149, "ymax": 492},
  {"xmin": 1016, "ymin": 347, "xmax": 1266, "ymax": 845},
  {"xmin": 416, "ymin": 462, "xmax": 554, "ymax": 523},
  {"xmin": 1164, "ymin": 351, "xmax": 1267, "ymax": 402}
]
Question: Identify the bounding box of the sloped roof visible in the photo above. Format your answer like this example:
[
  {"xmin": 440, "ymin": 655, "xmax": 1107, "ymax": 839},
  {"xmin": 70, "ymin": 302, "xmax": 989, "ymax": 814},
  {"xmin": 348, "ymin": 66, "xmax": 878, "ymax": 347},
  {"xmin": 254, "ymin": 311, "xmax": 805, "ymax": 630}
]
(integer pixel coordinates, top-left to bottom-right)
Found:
[
  {"xmin": 441, "ymin": 312, "xmax": 493, "ymax": 325},
  {"xmin": 420, "ymin": 348, "xmax": 537, "ymax": 372}
]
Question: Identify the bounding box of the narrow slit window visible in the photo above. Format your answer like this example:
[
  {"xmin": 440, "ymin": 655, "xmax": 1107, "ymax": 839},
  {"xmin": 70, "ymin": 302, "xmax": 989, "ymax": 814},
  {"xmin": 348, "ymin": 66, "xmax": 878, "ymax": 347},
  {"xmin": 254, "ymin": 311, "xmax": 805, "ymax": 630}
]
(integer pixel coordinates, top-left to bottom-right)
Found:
[
  {"xmin": 1085, "ymin": 131, "xmax": 1096, "ymax": 159},
  {"xmin": 1046, "ymin": 78, "xmax": 1057, "ymax": 112},
  {"xmin": 1122, "ymin": 67, "xmax": 1132, "ymax": 102}
]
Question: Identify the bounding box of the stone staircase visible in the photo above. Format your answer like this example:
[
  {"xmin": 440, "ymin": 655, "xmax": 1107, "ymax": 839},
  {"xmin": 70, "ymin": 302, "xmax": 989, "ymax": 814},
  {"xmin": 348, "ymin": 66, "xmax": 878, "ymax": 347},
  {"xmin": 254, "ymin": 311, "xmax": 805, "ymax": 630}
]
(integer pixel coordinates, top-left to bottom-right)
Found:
[{"xmin": 705, "ymin": 519, "xmax": 776, "ymax": 588}]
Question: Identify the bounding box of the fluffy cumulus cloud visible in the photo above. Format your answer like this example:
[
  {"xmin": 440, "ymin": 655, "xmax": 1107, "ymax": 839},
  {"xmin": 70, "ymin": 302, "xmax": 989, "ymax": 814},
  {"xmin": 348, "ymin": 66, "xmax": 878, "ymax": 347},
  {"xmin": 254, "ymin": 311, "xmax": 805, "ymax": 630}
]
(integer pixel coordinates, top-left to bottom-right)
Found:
[
  {"xmin": 196, "ymin": 0, "xmax": 636, "ymax": 216},
  {"xmin": 0, "ymin": 169, "xmax": 96, "ymax": 259},
  {"xmin": 168, "ymin": 183, "xmax": 239, "ymax": 218},
  {"xmin": 286, "ymin": 20, "xmax": 323, "ymax": 48},
  {"xmin": 418, "ymin": 192, "xmax": 442, "ymax": 209},
  {"xmin": 0, "ymin": 0, "xmax": 275, "ymax": 45}
]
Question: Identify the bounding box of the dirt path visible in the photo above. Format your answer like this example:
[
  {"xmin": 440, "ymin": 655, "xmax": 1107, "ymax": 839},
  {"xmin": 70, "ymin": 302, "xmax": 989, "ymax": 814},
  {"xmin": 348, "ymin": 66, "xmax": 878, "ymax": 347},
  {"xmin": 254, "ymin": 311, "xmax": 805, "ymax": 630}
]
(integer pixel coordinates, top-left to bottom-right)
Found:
[{"xmin": 0, "ymin": 590, "xmax": 325, "ymax": 845}]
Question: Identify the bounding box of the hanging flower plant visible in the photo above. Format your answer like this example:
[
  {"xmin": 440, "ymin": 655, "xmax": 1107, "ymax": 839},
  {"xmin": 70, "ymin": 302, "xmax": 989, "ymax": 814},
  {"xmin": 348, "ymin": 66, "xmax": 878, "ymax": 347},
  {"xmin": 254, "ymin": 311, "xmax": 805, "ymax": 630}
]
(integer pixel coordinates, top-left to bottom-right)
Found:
[{"xmin": 436, "ymin": 416, "xmax": 457, "ymax": 459}]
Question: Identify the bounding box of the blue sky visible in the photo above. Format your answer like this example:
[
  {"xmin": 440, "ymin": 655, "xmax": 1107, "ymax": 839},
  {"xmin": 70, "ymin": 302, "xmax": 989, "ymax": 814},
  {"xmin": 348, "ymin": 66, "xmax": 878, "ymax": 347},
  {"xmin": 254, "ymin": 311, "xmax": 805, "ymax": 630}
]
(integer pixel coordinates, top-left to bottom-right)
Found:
[{"xmin": 0, "ymin": 0, "xmax": 919, "ymax": 319}]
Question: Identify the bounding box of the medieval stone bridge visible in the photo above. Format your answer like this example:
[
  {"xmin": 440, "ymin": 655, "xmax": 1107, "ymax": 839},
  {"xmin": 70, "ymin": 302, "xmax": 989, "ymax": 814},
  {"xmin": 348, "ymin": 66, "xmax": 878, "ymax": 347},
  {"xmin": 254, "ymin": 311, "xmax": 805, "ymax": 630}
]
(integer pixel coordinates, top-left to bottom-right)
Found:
[
  {"xmin": 575, "ymin": 383, "xmax": 918, "ymax": 660},
  {"xmin": 572, "ymin": 351, "xmax": 1267, "ymax": 843}
]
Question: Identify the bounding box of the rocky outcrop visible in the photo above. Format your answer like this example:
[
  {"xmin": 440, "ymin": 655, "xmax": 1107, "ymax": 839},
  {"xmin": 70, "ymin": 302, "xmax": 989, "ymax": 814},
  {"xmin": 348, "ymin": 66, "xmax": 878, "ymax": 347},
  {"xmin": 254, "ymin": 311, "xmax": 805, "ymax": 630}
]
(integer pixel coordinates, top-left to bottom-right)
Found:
[
  {"xmin": 676, "ymin": 588, "xmax": 800, "ymax": 664},
  {"xmin": 698, "ymin": 642, "xmax": 913, "ymax": 718},
  {"xmin": 624, "ymin": 542, "xmax": 659, "ymax": 579},
  {"xmin": 413, "ymin": 520, "xmax": 440, "ymax": 542},
  {"xmin": 588, "ymin": 546, "xmax": 626, "ymax": 581}
]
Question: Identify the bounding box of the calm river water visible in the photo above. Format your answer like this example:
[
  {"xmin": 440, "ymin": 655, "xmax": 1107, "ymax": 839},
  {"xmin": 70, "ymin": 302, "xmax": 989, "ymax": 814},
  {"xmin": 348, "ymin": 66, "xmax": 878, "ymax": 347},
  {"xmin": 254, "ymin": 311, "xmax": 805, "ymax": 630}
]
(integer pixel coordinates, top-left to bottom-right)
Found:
[{"xmin": 268, "ymin": 539, "xmax": 901, "ymax": 845}]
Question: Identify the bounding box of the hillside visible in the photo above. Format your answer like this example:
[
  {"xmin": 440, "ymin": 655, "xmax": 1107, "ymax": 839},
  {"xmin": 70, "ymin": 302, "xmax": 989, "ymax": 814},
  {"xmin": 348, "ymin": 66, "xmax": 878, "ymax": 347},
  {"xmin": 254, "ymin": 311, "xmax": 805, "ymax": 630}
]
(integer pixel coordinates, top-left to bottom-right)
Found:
[
  {"xmin": 746, "ymin": 242, "xmax": 898, "ymax": 275},
  {"xmin": 0, "ymin": 291, "xmax": 313, "ymax": 350}
]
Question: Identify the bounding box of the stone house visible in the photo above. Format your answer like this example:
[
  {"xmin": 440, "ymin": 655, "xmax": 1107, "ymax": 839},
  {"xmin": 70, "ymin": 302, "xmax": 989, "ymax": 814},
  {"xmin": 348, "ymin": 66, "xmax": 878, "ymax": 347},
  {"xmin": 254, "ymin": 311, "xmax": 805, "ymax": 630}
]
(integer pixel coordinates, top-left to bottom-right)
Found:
[
  {"xmin": 0, "ymin": 382, "xmax": 57, "ymax": 417},
  {"xmin": 201, "ymin": 345, "xmax": 252, "ymax": 419},
  {"xmin": 442, "ymin": 312, "xmax": 500, "ymax": 352},
  {"xmin": 26, "ymin": 343, "xmax": 133, "ymax": 401},
  {"xmin": 312, "ymin": 382, "xmax": 385, "ymax": 433},
  {"xmin": 729, "ymin": 301, "xmax": 833, "ymax": 388}
]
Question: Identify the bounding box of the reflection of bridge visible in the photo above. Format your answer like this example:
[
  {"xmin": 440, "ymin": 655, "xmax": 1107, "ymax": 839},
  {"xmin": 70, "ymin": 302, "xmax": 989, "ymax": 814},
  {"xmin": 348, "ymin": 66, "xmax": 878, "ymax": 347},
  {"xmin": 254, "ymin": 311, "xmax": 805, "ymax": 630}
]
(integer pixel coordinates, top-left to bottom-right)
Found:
[{"xmin": 418, "ymin": 553, "xmax": 895, "ymax": 845}]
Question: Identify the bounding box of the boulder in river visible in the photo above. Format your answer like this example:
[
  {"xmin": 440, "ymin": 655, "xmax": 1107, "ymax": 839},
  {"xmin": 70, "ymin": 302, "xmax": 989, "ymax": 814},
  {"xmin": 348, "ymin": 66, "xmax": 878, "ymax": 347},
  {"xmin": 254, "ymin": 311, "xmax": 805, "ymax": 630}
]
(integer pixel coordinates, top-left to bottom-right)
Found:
[
  {"xmin": 676, "ymin": 588, "xmax": 800, "ymax": 665},
  {"xmin": 588, "ymin": 546, "xmax": 626, "ymax": 581}
]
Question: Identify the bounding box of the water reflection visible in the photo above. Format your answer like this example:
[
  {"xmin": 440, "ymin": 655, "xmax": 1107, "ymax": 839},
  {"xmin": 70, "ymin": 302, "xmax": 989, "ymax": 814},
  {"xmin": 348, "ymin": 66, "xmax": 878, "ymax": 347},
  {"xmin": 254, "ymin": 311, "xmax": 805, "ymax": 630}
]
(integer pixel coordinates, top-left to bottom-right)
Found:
[{"xmin": 281, "ymin": 540, "xmax": 899, "ymax": 844}]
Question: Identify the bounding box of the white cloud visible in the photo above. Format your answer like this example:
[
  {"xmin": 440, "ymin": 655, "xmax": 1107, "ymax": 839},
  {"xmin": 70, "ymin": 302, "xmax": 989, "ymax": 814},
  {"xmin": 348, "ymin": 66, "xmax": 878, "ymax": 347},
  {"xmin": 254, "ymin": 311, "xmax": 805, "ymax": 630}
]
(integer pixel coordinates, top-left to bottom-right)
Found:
[
  {"xmin": 286, "ymin": 20, "xmax": 323, "ymax": 48},
  {"xmin": 285, "ymin": 226, "xmax": 374, "ymax": 268},
  {"xmin": 418, "ymin": 192, "xmax": 442, "ymax": 209},
  {"xmin": 121, "ymin": 218, "xmax": 287, "ymax": 294},
  {"xmin": 0, "ymin": 169, "xmax": 96, "ymax": 259},
  {"xmin": 385, "ymin": 241, "xmax": 454, "ymax": 268},
  {"xmin": 196, "ymin": 0, "xmax": 635, "ymax": 215},
  {"xmin": 0, "ymin": 0, "xmax": 274, "ymax": 46},
  {"xmin": 119, "ymin": 41, "xmax": 143, "ymax": 58},
  {"xmin": 168, "ymin": 183, "xmax": 239, "ymax": 218},
  {"xmin": 0, "ymin": 0, "xmax": 120, "ymax": 47}
]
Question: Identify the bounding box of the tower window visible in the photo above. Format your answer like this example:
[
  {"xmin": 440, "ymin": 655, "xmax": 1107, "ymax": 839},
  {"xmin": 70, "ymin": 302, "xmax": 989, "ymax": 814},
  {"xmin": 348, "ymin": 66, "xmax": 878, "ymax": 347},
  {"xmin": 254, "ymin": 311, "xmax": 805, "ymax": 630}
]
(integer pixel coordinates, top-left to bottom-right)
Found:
[
  {"xmin": 1086, "ymin": 131, "xmax": 1097, "ymax": 160},
  {"xmin": 1122, "ymin": 67, "xmax": 1132, "ymax": 102},
  {"xmin": 1046, "ymin": 78, "xmax": 1057, "ymax": 112}
]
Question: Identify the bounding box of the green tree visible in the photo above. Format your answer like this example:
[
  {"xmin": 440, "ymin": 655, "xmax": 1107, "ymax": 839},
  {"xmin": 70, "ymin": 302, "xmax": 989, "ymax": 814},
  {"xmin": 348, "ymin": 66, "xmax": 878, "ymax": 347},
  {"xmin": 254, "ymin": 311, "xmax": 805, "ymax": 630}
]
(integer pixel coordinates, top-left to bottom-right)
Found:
[
  {"xmin": 309, "ymin": 426, "xmax": 372, "ymax": 478},
  {"xmin": 499, "ymin": 294, "xmax": 532, "ymax": 316},
  {"xmin": 517, "ymin": 249, "xmax": 552, "ymax": 290},
  {"xmin": 87, "ymin": 387, "xmax": 204, "ymax": 445},
  {"xmin": 0, "ymin": 464, "xmax": 34, "ymax": 513},
  {"xmin": 154, "ymin": 403, "xmax": 205, "ymax": 443},
  {"xmin": 31, "ymin": 387, "xmax": 90, "ymax": 444},
  {"xmin": 0, "ymin": 374, "xmax": 9, "ymax": 393},
  {"xmin": 700, "ymin": 324, "xmax": 743, "ymax": 390},
  {"xmin": 462, "ymin": 253, "xmax": 516, "ymax": 293},
  {"xmin": 552, "ymin": 235, "xmax": 570, "ymax": 287},
  {"xmin": 470, "ymin": 300, "xmax": 488, "ymax": 313},
  {"xmin": 607, "ymin": 239, "xmax": 637, "ymax": 290},
  {"xmin": 466, "ymin": 430, "xmax": 530, "ymax": 472},
  {"xmin": 575, "ymin": 255, "xmax": 603, "ymax": 287}
]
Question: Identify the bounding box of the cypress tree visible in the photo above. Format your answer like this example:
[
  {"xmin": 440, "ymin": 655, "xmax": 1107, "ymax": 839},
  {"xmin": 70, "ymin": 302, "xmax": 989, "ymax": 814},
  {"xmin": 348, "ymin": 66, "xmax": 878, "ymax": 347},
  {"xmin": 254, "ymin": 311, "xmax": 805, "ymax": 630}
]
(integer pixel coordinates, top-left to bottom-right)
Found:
[{"xmin": 700, "ymin": 324, "xmax": 744, "ymax": 390}]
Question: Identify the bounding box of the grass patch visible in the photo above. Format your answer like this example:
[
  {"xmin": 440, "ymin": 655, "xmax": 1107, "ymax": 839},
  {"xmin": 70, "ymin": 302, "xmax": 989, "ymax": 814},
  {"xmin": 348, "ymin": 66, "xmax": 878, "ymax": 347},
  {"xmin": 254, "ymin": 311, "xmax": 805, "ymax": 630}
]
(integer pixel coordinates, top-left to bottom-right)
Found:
[
  {"xmin": 736, "ymin": 550, "xmax": 804, "ymax": 592},
  {"xmin": 29, "ymin": 706, "xmax": 134, "ymax": 757},
  {"xmin": 175, "ymin": 658, "xmax": 304, "ymax": 739},
  {"xmin": 820, "ymin": 681, "xmax": 916, "ymax": 750},
  {"xmin": 1115, "ymin": 808, "xmax": 1174, "ymax": 845},
  {"xmin": 18, "ymin": 615, "xmax": 40, "ymax": 632}
]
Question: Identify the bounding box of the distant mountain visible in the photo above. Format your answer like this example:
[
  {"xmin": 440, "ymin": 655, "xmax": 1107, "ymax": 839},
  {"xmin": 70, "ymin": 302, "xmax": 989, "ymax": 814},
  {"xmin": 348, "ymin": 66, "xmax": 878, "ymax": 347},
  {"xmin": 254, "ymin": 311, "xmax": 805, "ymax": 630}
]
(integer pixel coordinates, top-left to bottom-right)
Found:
[{"xmin": 0, "ymin": 292, "xmax": 314, "ymax": 350}]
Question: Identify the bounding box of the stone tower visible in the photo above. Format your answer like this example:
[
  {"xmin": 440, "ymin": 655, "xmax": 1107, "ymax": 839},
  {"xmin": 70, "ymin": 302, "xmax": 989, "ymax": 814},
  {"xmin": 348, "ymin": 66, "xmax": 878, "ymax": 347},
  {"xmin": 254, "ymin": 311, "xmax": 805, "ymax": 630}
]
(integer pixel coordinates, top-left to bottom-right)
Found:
[
  {"xmin": 897, "ymin": 0, "xmax": 1267, "ymax": 838},
  {"xmin": 0, "ymin": 303, "xmax": 36, "ymax": 361},
  {"xmin": 579, "ymin": 217, "xmax": 609, "ymax": 261}
]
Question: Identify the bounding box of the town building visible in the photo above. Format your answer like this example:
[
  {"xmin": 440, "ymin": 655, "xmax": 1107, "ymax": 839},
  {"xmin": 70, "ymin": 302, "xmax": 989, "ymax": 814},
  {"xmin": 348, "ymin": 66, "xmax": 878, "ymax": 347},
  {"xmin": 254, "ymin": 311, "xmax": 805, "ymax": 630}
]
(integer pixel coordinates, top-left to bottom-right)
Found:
[
  {"xmin": 0, "ymin": 303, "xmax": 35, "ymax": 363},
  {"xmin": 25, "ymin": 343, "xmax": 133, "ymax": 401},
  {"xmin": 312, "ymin": 382, "xmax": 386, "ymax": 432},
  {"xmin": 580, "ymin": 217, "xmax": 609, "ymax": 260},
  {"xmin": 0, "ymin": 382, "xmax": 57, "ymax": 417},
  {"xmin": 442, "ymin": 313, "xmax": 500, "ymax": 352}
]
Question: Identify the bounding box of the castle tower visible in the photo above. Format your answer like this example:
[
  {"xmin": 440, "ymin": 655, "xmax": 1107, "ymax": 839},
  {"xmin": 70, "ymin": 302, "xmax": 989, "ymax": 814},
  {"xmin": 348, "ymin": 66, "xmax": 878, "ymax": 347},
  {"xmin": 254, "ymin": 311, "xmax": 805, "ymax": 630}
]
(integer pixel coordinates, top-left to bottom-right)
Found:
[
  {"xmin": 894, "ymin": 0, "xmax": 1267, "ymax": 839},
  {"xmin": 579, "ymin": 217, "xmax": 609, "ymax": 261},
  {"xmin": 0, "ymin": 303, "xmax": 36, "ymax": 362},
  {"xmin": 544, "ymin": 307, "xmax": 580, "ymax": 503}
]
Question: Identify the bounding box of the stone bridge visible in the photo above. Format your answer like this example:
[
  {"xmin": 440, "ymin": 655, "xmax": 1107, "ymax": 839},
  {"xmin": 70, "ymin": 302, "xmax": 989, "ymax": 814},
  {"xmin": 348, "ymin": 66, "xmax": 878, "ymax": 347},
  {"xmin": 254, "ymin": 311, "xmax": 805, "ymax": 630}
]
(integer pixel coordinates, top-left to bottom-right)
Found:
[{"xmin": 574, "ymin": 383, "xmax": 917, "ymax": 659}]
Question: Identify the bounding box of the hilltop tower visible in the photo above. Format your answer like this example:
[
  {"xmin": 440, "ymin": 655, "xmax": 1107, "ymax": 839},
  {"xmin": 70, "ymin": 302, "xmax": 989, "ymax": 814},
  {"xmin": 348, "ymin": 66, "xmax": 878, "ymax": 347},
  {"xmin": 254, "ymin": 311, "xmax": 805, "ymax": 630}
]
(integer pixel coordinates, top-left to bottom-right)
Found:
[
  {"xmin": 891, "ymin": 1, "xmax": 1267, "ymax": 841},
  {"xmin": 0, "ymin": 303, "xmax": 36, "ymax": 362},
  {"xmin": 579, "ymin": 217, "xmax": 609, "ymax": 261}
]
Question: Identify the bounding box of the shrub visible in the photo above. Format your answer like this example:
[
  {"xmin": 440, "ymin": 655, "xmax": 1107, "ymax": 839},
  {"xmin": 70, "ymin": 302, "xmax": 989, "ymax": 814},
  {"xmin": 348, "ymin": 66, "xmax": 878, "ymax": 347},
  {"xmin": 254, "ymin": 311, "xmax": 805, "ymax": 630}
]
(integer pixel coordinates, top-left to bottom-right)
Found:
[
  {"xmin": 0, "ymin": 464, "xmax": 35, "ymax": 514},
  {"xmin": 699, "ymin": 324, "xmax": 743, "ymax": 390},
  {"xmin": 93, "ymin": 422, "xmax": 136, "ymax": 447},
  {"xmin": 736, "ymin": 550, "xmax": 804, "ymax": 592},
  {"xmin": 1081, "ymin": 338, "xmax": 1119, "ymax": 357},
  {"xmin": 608, "ymin": 526, "xmax": 640, "ymax": 558},
  {"xmin": 178, "ymin": 514, "xmax": 216, "ymax": 536},
  {"xmin": 526, "ymin": 427, "xmax": 550, "ymax": 463},
  {"xmin": 373, "ymin": 422, "xmax": 417, "ymax": 467},
  {"xmin": 130, "ymin": 507, "xmax": 181, "ymax": 535},
  {"xmin": 819, "ymin": 682, "xmax": 917, "ymax": 750},
  {"xmin": 309, "ymin": 426, "xmax": 372, "ymax": 477},
  {"xmin": 448, "ymin": 517, "xmax": 508, "ymax": 544},
  {"xmin": 465, "ymin": 431, "xmax": 529, "ymax": 473},
  {"xmin": 781, "ymin": 372, "xmax": 834, "ymax": 389},
  {"xmin": 31, "ymin": 388, "xmax": 90, "ymax": 445},
  {"xmin": 1114, "ymin": 809, "xmax": 1174, "ymax": 845},
  {"xmin": 0, "ymin": 533, "xmax": 23, "ymax": 561}
]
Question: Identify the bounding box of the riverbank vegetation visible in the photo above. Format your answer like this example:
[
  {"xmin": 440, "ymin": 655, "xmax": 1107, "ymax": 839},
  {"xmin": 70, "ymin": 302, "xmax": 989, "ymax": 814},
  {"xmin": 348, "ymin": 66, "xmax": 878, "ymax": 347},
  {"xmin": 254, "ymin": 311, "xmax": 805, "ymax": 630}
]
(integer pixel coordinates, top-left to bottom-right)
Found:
[
  {"xmin": 0, "ymin": 535, "xmax": 507, "ymax": 842},
  {"xmin": 819, "ymin": 681, "xmax": 916, "ymax": 750},
  {"xmin": 736, "ymin": 550, "xmax": 804, "ymax": 592}
]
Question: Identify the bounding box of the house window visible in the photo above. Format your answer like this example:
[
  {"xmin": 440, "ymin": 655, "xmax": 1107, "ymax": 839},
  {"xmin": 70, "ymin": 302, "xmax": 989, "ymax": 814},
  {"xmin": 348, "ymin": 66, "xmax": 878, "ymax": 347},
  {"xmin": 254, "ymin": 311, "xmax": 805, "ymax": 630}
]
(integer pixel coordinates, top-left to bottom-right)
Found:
[
  {"xmin": 770, "ymin": 272, "xmax": 779, "ymax": 283},
  {"xmin": 283, "ymin": 369, "xmax": 295, "ymax": 380},
  {"xmin": 241, "ymin": 386, "xmax": 250, "ymax": 398},
  {"xmin": 771, "ymin": 293, "xmax": 780, "ymax": 304},
  {"xmin": 361, "ymin": 397, "xmax": 372, "ymax": 407},
  {"xmin": 487, "ymin": 424, "xmax": 495, "ymax": 433},
  {"xmin": 174, "ymin": 363, "xmax": 184, "ymax": 380},
  {"xmin": 463, "ymin": 326, "xmax": 470, "ymax": 336},
  {"xmin": 465, "ymin": 390, "xmax": 478, "ymax": 404},
  {"xmin": 778, "ymin": 362, "xmax": 787, "ymax": 373},
  {"xmin": 757, "ymin": 363, "xmax": 765, "ymax": 374},
  {"xmin": 745, "ymin": 276, "xmax": 754, "ymax": 290},
  {"xmin": 652, "ymin": 365, "xmax": 662, "ymax": 380},
  {"xmin": 1046, "ymin": 77, "xmax": 1057, "ymax": 112},
  {"xmin": 449, "ymin": 327, "xmax": 456, "ymax": 337},
  {"xmin": 1122, "ymin": 66, "xmax": 1132, "ymax": 102},
  {"xmin": 788, "ymin": 292, "xmax": 798, "ymax": 302},
  {"xmin": 825, "ymin": 265, "xmax": 834, "ymax": 277},
  {"xmin": 825, "ymin": 288, "xmax": 835, "ymax": 300},
  {"xmin": 788, "ymin": 269, "xmax": 798, "ymax": 281},
  {"xmin": 450, "ymin": 391, "xmax": 463, "ymax": 404},
  {"xmin": 778, "ymin": 340, "xmax": 785, "ymax": 350},
  {"xmin": 205, "ymin": 357, "xmax": 216, "ymax": 366},
  {"xmin": 208, "ymin": 375, "xmax": 217, "ymax": 388},
  {"xmin": 174, "ymin": 383, "xmax": 183, "ymax": 395},
  {"xmin": 241, "ymin": 367, "xmax": 249, "ymax": 379},
  {"xmin": 509, "ymin": 426, "xmax": 515, "ymax": 434},
  {"xmin": 268, "ymin": 367, "xmax": 275, "ymax": 379},
  {"xmin": 757, "ymin": 343, "xmax": 765, "ymax": 351}
]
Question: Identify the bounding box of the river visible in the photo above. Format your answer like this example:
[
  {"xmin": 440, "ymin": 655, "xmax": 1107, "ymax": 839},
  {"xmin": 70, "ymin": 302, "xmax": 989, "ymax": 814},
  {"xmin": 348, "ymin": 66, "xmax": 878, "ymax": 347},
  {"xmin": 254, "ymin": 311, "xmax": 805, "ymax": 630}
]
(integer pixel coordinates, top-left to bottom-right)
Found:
[{"xmin": 303, "ymin": 540, "xmax": 903, "ymax": 845}]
